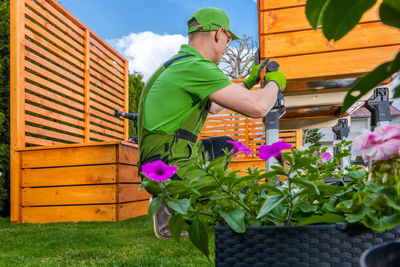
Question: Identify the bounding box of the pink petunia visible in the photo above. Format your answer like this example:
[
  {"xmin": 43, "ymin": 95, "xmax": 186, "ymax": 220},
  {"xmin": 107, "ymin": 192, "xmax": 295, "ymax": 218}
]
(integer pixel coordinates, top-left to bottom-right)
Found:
[
  {"xmin": 319, "ymin": 152, "xmax": 332, "ymax": 162},
  {"xmin": 227, "ymin": 140, "xmax": 253, "ymax": 154},
  {"xmin": 257, "ymin": 141, "xmax": 292, "ymax": 161},
  {"xmin": 141, "ymin": 160, "xmax": 178, "ymax": 182}
]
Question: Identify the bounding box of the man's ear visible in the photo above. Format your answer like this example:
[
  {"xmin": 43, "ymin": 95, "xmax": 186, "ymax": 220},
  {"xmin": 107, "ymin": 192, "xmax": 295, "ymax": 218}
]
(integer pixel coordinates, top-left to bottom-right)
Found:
[{"xmin": 214, "ymin": 28, "xmax": 222, "ymax": 43}]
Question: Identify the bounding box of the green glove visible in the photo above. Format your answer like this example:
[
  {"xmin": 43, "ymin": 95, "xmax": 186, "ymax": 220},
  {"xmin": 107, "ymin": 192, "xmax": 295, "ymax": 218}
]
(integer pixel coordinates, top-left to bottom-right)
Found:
[
  {"xmin": 243, "ymin": 57, "xmax": 270, "ymax": 89},
  {"xmin": 265, "ymin": 71, "xmax": 286, "ymax": 91}
]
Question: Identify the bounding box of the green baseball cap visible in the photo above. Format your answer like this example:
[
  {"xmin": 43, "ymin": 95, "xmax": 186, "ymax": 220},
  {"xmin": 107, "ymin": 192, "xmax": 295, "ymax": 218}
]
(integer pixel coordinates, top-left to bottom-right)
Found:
[{"xmin": 187, "ymin": 7, "xmax": 240, "ymax": 40}]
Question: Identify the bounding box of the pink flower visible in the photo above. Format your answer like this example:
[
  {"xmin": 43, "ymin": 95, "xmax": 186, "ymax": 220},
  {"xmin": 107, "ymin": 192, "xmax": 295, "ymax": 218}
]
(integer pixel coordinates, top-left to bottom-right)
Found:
[
  {"xmin": 319, "ymin": 152, "xmax": 332, "ymax": 162},
  {"xmin": 226, "ymin": 140, "xmax": 253, "ymax": 154},
  {"xmin": 141, "ymin": 160, "xmax": 178, "ymax": 182},
  {"xmin": 353, "ymin": 125, "xmax": 400, "ymax": 161},
  {"xmin": 257, "ymin": 141, "xmax": 292, "ymax": 161}
]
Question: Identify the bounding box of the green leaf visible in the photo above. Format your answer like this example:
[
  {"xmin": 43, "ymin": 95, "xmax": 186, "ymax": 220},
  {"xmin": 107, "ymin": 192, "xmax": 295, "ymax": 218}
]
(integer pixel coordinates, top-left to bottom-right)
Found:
[
  {"xmin": 384, "ymin": 193, "xmax": 400, "ymax": 210},
  {"xmin": 342, "ymin": 51, "xmax": 400, "ymax": 113},
  {"xmin": 168, "ymin": 214, "xmax": 184, "ymax": 242},
  {"xmin": 300, "ymin": 204, "xmax": 318, "ymax": 213},
  {"xmin": 347, "ymin": 169, "xmax": 367, "ymax": 180},
  {"xmin": 167, "ymin": 198, "xmax": 190, "ymax": 215},
  {"xmin": 297, "ymin": 213, "xmax": 345, "ymax": 226},
  {"xmin": 380, "ymin": 1, "xmax": 400, "ymax": 28},
  {"xmin": 322, "ymin": 0, "xmax": 377, "ymax": 41},
  {"xmin": 189, "ymin": 221, "xmax": 209, "ymax": 259},
  {"xmin": 305, "ymin": 0, "xmax": 331, "ymax": 29},
  {"xmin": 364, "ymin": 214, "xmax": 400, "ymax": 231},
  {"xmin": 148, "ymin": 197, "xmax": 162, "ymax": 217},
  {"xmin": 257, "ymin": 194, "xmax": 287, "ymax": 219},
  {"xmin": 219, "ymin": 208, "xmax": 246, "ymax": 233},
  {"xmin": 210, "ymin": 195, "xmax": 230, "ymax": 201},
  {"xmin": 322, "ymin": 201, "xmax": 336, "ymax": 212},
  {"xmin": 292, "ymin": 178, "xmax": 320, "ymax": 195},
  {"xmin": 259, "ymin": 184, "xmax": 287, "ymax": 195},
  {"xmin": 141, "ymin": 179, "xmax": 162, "ymax": 195}
]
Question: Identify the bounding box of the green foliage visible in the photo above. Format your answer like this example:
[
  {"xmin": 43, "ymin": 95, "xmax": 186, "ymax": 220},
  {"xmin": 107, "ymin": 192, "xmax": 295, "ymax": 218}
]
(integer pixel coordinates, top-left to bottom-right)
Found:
[
  {"xmin": 128, "ymin": 72, "xmax": 144, "ymax": 136},
  {"xmin": 305, "ymin": 0, "xmax": 400, "ymax": 113},
  {"xmin": 0, "ymin": 0, "xmax": 10, "ymax": 216},
  {"xmin": 303, "ymin": 128, "xmax": 323, "ymax": 146}
]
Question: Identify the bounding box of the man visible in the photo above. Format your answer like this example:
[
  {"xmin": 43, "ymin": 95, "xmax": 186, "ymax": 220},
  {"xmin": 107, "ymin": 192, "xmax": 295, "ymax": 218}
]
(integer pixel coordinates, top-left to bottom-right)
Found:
[{"xmin": 138, "ymin": 7, "xmax": 286, "ymax": 238}]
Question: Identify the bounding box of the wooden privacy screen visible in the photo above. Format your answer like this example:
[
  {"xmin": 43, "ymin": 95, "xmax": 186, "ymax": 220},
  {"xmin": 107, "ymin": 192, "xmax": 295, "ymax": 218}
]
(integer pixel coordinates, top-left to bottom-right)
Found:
[
  {"xmin": 258, "ymin": 0, "xmax": 400, "ymax": 87},
  {"xmin": 11, "ymin": 0, "xmax": 129, "ymax": 148}
]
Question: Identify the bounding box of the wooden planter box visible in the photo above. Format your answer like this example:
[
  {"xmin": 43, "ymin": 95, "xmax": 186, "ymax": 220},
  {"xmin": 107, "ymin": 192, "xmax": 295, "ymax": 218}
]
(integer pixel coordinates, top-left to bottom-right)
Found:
[
  {"xmin": 17, "ymin": 141, "xmax": 150, "ymax": 223},
  {"xmin": 214, "ymin": 224, "xmax": 400, "ymax": 266}
]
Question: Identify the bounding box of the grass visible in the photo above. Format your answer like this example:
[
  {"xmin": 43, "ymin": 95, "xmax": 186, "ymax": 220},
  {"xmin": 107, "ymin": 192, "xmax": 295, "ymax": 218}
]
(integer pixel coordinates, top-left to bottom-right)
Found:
[{"xmin": 0, "ymin": 215, "xmax": 214, "ymax": 266}]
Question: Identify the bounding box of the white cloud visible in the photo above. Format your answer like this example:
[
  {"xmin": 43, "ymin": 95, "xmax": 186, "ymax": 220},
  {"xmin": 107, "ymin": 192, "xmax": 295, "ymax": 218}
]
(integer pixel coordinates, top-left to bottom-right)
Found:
[{"xmin": 109, "ymin": 32, "xmax": 188, "ymax": 81}]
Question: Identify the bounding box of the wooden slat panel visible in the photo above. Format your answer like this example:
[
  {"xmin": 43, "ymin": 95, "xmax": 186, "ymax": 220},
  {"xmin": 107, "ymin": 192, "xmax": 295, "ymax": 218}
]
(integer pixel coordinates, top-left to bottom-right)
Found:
[
  {"xmin": 90, "ymin": 104, "xmax": 124, "ymax": 126},
  {"xmin": 90, "ymin": 124, "xmax": 123, "ymax": 139},
  {"xmin": 261, "ymin": 0, "xmax": 306, "ymax": 10},
  {"xmin": 90, "ymin": 116, "xmax": 124, "ymax": 133},
  {"xmin": 25, "ymin": 1, "xmax": 84, "ymax": 49},
  {"xmin": 118, "ymin": 200, "xmax": 149, "ymax": 221},
  {"xmin": 25, "ymin": 92, "xmax": 84, "ymax": 119},
  {"xmin": 90, "ymin": 92, "xmax": 123, "ymax": 112},
  {"xmin": 90, "ymin": 82, "xmax": 124, "ymax": 107},
  {"xmin": 25, "ymin": 103, "xmax": 84, "ymax": 128},
  {"xmin": 30, "ymin": 0, "xmax": 85, "ymax": 36},
  {"xmin": 22, "ymin": 204, "xmax": 116, "ymax": 223},
  {"xmin": 25, "ymin": 61, "xmax": 84, "ymax": 95},
  {"xmin": 25, "ymin": 40, "xmax": 84, "ymax": 78},
  {"xmin": 90, "ymin": 59, "xmax": 125, "ymax": 90},
  {"xmin": 90, "ymin": 90, "xmax": 124, "ymax": 113},
  {"xmin": 90, "ymin": 69, "xmax": 124, "ymax": 99},
  {"xmin": 25, "ymin": 114, "xmax": 83, "ymax": 137},
  {"xmin": 25, "ymin": 18, "xmax": 84, "ymax": 60},
  {"xmin": 25, "ymin": 125, "xmax": 83, "ymax": 143},
  {"xmin": 21, "ymin": 144, "xmax": 117, "ymax": 168},
  {"xmin": 90, "ymin": 132, "xmax": 119, "ymax": 142},
  {"xmin": 119, "ymin": 164, "xmax": 140, "ymax": 183},
  {"xmin": 90, "ymin": 37, "xmax": 125, "ymax": 69},
  {"xmin": 274, "ymin": 45, "xmax": 400, "ymax": 81},
  {"xmin": 91, "ymin": 55, "xmax": 124, "ymax": 84},
  {"xmin": 118, "ymin": 184, "xmax": 151, "ymax": 203},
  {"xmin": 25, "ymin": 28, "xmax": 84, "ymax": 69},
  {"xmin": 264, "ymin": 22, "xmax": 400, "ymax": 57},
  {"xmin": 25, "ymin": 135, "xmax": 67, "ymax": 146},
  {"xmin": 260, "ymin": 3, "xmax": 380, "ymax": 34},
  {"xmin": 118, "ymin": 144, "xmax": 138, "ymax": 165},
  {"xmin": 90, "ymin": 46, "xmax": 124, "ymax": 74},
  {"xmin": 25, "ymin": 81, "xmax": 84, "ymax": 111},
  {"xmin": 22, "ymin": 164, "xmax": 117, "ymax": 187}
]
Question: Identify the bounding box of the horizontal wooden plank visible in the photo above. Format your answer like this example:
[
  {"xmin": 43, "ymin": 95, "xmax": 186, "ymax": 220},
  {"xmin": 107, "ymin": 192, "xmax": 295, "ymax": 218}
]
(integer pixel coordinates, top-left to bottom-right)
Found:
[
  {"xmin": 90, "ymin": 36, "xmax": 125, "ymax": 69},
  {"xmin": 90, "ymin": 69, "xmax": 124, "ymax": 99},
  {"xmin": 118, "ymin": 184, "xmax": 151, "ymax": 203},
  {"xmin": 25, "ymin": 103, "xmax": 84, "ymax": 128},
  {"xmin": 90, "ymin": 104, "xmax": 124, "ymax": 125},
  {"xmin": 90, "ymin": 82, "xmax": 124, "ymax": 107},
  {"xmin": 90, "ymin": 54, "xmax": 124, "ymax": 83},
  {"xmin": 90, "ymin": 124, "xmax": 124, "ymax": 139},
  {"xmin": 90, "ymin": 45, "xmax": 125, "ymax": 75},
  {"xmin": 17, "ymin": 141, "xmax": 123, "ymax": 151},
  {"xmin": 119, "ymin": 164, "xmax": 140, "ymax": 183},
  {"xmin": 25, "ymin": 17, "xmax": 84, "ymax": 60},
  {"xmin": 25, "ymin": 114, "xmax": 84, "ymax": 137},
  {"xmin": 25, "ymin": 61, "xmax": 84, "ymax": 95},
  {"xmin": 264, "ymin": 21, "xmax": 400, "ymax": 58},
  {"xmin": 25, "ymin": 68, "xmax": 85, "ymax": 103},
  {"xmin": 21, "ymin": 144, "xmax": 117, "ymax": 168},
  {"xmin": 25, "ymin": 28, "xmax": 84, "ymax": 70},
  {"xmin": 22, "ymin": 164, "xmax": 117, "ymax": 187},
  {"xmin": 118, "ymin": 144, "xmax": 139, "ymax": 165},
  {"xmin": 118, "ymin": 200, "xmax": 149, "ymax": 221},
  {"xmin": 90, "ymin": 116, "xmax": 124, "ymax": 133},
  {"xmin": 260, "ymin": 0, "xmax": 306, "ymax": 10},
  {"xmin": 90, "ymin": 132, "xmax": 120, "ymax": 142},
  {"xmin": 274, "ymin": 45, "xmax": 400, "ymax": 81},
  {"xmin": 25, "ymin": 81, "xmax": 84, "ymax": 111},
  {"xmin": 260, "ymin": 3, "xmax": 380, "ymax": 34},
  {"xmin": 21, "ymin": 204, "xmax": 116, "ymax": 223},
  {"xmin": 90, "ymin": 59, "xmax": 125, "ymax": 90},
  {"xmin": 25, "ymin": 2, "xmax": 84, "ymax": 50},
  {"xmin": 90, "ymin": 98, "xmax": 124, "ymax": 119},
  {"xmin": 25, "ymin": 135, "xmax": 67, "ymax": 146},
  {"xmin": 90, "ymin": 89, "xmax": 123, "ymax": 110},
  {"xmin": 30, "ymin": 0, "xmax": 85, "ymax": 36},
  {"xmin": 25, "ymin": 125, "xmax": 83, "ymax": 143},
  {"xmin": 229, "ymin": 160, "xmax": 265, "ymax": 171}
]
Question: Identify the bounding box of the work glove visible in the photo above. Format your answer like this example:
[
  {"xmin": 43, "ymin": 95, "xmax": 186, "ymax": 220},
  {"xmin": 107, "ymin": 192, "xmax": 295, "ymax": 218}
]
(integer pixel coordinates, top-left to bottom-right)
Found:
[
  {"xmin": 243, "ymin": 54, "xmax": 269, "ymax": 89},
  {"xmin": 265, "ymin": 71, "xmax": 286, "ymax": 92}
]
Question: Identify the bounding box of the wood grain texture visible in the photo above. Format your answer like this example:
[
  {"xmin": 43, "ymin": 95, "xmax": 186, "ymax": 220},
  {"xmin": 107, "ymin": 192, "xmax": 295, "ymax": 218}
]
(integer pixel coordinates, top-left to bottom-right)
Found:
[
  {"xmin": 118, "ymin": 184, "xmax": 151, "ymax": 203},
  {"xmin": 118, "ymin": 200, "xmax": 149, "ymax": 221}
]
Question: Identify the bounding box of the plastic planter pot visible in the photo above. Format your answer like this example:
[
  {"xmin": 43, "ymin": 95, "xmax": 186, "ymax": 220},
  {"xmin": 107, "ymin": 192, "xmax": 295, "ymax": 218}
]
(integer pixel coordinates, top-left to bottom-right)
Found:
[
  {"xmin": 214, "ymin": 224, "xmax": 400, "ymax": 267},
  {"xmin": 360, "ymin": 240, "xmax": 400, "ymax": 267}
]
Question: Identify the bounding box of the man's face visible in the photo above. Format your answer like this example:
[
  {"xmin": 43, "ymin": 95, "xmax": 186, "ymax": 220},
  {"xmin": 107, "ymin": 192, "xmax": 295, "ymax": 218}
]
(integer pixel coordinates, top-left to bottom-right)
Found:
[{"xmin": 214, "ymin": 28, "xmax": 231, "ymax": 64}]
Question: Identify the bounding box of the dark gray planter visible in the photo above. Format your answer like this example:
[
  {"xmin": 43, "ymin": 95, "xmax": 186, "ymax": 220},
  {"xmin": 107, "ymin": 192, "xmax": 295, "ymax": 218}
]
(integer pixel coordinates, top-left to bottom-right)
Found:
[{"xmin": 214, "ymin": 223, "xmax": 400, "ymax": 267}]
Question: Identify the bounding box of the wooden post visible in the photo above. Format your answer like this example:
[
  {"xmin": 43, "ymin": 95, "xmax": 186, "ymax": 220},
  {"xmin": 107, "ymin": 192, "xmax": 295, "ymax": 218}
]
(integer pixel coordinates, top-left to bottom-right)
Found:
[
  {"xmin": 83, "ymin": 28, "xmax": 91, "ymax": 143},
  {"xmin": 10, "ymin": 0, "xmax": 26, "ymax": 223},
  {"xmin": 123, "ymin": 60, "xmax": 129, "ymax": 141},
  {"xmin": 296, "ymin": 129, "xmax": 303, "ymax": 149}
]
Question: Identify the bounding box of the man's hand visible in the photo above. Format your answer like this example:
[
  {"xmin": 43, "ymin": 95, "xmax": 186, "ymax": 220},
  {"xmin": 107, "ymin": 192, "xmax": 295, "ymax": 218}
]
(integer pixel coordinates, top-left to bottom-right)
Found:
[
  {"xmin": 243, "ymin": 54, "xmax": 269, "ymax": 89},
  {"xmin": 265, "ymin": 71, "xmax": 286, "ymax": 92}
]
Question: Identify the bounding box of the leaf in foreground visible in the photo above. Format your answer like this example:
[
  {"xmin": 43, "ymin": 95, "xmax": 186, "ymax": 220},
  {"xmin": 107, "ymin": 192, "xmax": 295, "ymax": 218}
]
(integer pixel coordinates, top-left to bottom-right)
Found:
[
  {"xmin": 219, "ymin": 208, "xmax": 246, "ymax": 233},
  {"xmin": 167, "ymin": 198, "xmax": 190, "ymax": 215},
  {"xmin": 305, "ymin": 0, "xmax": 331, "ymax": 29},
  {"xmin": 257, "ymin": 194, "xmax": 287, "ymax": 219},
  {"xmin": 168, "ymin": 214, "xmax": 184, "ymax": 242},
  {"xmin": 297, "ymin": 213, "xmax": 345, "ymax": 226},
  {"xmin": 189, "ymin": 221, "xmax": 209, "ymax": 259},
  {"xmin": 148, "ymin": 197, "xmax": 161, "ymax": 217}
]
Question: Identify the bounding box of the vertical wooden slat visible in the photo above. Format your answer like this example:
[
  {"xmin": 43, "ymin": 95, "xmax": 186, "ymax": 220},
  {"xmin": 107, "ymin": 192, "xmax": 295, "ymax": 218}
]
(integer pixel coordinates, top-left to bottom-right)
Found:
[
  {"xmin": 123, "ymin": 60, "xmax": 129, "ymax": 140},
  {"xmin": 83, "ymin": 29, "xmax": 91, "ymax": 143},
  {"xmin": 10, "ymin": 0, "xmax": 26, "ymax": 223},
  {"xmin": 296, "ymin": 129, "xmax": 303, "ymax": 149}
]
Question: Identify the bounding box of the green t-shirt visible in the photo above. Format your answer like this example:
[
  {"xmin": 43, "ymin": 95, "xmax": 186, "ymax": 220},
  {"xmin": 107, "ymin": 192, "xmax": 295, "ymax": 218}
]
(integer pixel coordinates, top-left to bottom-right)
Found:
[{"xmin": 143, "ymin": 44, "xmax": 232, "ymax": 133}]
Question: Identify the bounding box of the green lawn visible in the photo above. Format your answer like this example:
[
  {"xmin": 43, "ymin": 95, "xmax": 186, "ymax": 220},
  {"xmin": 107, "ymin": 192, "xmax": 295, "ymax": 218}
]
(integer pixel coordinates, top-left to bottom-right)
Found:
[{"xmin": 0, "ymin": 215, "xmax": 214, "ymax": 266}]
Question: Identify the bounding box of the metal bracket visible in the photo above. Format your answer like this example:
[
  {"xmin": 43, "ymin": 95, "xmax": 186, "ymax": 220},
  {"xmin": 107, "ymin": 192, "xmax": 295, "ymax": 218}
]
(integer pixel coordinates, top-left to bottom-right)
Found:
[
  {"xmin": 364, "ymin": 87, "xmax": 391, "ymax": 129},
  {"xmin": 332, "ymin": 118, "xmax": 350, "ymax": 168}
]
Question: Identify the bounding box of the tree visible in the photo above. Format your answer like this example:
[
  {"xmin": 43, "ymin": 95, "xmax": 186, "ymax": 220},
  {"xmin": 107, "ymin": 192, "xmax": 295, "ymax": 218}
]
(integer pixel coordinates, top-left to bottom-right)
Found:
[
  {"xmin": 303, "ymin": 128, "xmax": 323, "ymax": 147},
  {"xmin": 128, "ymin": 72, "xmax": 144, "ymax": 136},
  {"xmin": 220, "ymin": 35, "xmax": 257, "ymax": 79},
  {"xmin": 0, "ymin": 0, "xmax": 10, "ymax": 216}
]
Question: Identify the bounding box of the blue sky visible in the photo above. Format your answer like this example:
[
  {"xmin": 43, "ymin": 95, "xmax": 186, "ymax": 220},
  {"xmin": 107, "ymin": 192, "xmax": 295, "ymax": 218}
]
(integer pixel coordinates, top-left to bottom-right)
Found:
[{"xmin": 60, "ymin": 0, "xmax": 259, "ymax": 79}]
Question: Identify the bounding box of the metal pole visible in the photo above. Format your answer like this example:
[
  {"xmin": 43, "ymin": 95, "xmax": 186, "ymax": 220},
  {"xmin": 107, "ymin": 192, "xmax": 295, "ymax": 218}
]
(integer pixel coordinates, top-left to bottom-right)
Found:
[{"xmin": 332, "ymin": 118, "xmax": 350, "ymax": 169}]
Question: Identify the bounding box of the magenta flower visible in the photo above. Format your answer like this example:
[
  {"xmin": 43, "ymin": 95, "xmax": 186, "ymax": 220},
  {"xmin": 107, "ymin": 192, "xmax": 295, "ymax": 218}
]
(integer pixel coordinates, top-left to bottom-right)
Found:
[
  {"xmin": 319, "ymin": 152, "xmax": 332, "ymax": 162},
  {"xmin": 353, "ymin": 125, "xmax": 400, "ymax": 161},
  {"xmin": 257, "ymin": 141, "xmax": 292, "ymax": 161},
  {"xmin": 141, "ymin": 160, "xmax": 178, "ymax": 182},
  {"xmin": 227, "ymin": 140, "xmax": 253, "ymax": 154}
]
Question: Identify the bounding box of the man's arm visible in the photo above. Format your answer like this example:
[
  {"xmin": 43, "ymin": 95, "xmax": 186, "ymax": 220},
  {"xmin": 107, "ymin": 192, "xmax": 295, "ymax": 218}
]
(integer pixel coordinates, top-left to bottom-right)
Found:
[
  {"xmin": 208, "ymin": 82, "xmax": 279, "ymax": 118},
  {"xmin": 209, "ymin": 102, "xmax": 225, "ymax": 114}
]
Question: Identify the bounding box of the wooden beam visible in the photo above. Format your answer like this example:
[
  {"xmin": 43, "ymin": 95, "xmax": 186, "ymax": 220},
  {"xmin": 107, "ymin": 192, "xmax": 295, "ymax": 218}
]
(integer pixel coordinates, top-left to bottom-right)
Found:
[{"xmin": 280, "ymin": 116, "xmax": 351, "ymax": 130}]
